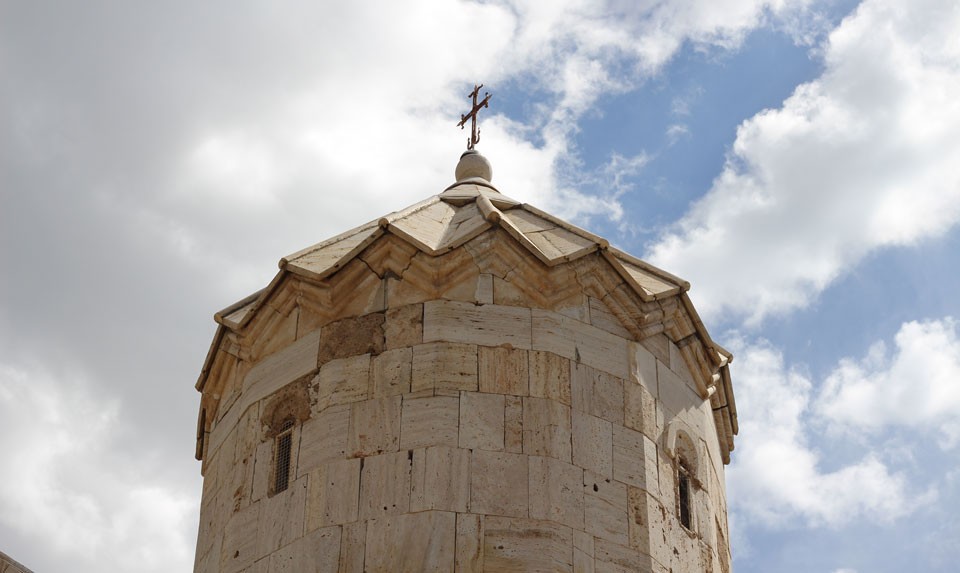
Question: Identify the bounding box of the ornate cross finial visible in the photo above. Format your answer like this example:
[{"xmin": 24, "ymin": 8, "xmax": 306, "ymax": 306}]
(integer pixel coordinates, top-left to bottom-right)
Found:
[{"xmin": 458, "ymin": 84, "xmax": 491, "ymax": 150}]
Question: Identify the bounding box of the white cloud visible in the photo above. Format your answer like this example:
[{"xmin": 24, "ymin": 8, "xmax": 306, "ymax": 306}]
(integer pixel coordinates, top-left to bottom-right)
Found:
[
  {"xmin": 0, "ymin": 362, "xmax": 197, "ymax": 572},
  {"xmin": 727, "ymin": 336, "xmax": 918, "ymax": 527},
  {"xmin": 647, "ymin": 0, "xmax": 960, "ymax": 324},
  {"xmin": 817, "ymin": 317, "xmax": 960, "ymax": 448}
]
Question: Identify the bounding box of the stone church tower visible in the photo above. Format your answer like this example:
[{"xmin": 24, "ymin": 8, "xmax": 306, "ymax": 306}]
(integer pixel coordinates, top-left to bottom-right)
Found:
[{"xmin": 192, "ymin": 149, "xmax": 738, "ymax": 572}]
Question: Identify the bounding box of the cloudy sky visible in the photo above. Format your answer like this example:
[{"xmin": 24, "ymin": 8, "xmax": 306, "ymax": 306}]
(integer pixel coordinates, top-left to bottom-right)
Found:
[{"xmin": 1, "ymin": 0, "xmax": 958, "ymax": 571}]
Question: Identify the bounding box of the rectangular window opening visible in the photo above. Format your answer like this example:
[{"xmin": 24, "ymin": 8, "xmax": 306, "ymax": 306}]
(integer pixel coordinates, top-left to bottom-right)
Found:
[
  {"xmin": 678, "ymin": 465, "xmax": 692, "ymax": 529},
  {"xmin": 274, "ymin": 425, "xmax": 294, "ymax": 494}
]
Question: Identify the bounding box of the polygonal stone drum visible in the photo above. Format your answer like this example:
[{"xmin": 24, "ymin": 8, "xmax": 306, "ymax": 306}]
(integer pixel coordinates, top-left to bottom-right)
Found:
[{"xmin": 192, "ymin": 156, "xmax": 737, "ymax": 573}]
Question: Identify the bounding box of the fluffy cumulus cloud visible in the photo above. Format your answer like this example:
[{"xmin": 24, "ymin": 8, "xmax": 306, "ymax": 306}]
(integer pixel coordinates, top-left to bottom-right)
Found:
[
  {"xmin": 817, "ymin": 317, "xmax": 960, "ymax": 448},
  {"xmin": 726, "ymin": 336, "xmax": 917, "ymax": 527},
  {"xmin": 0, "ymin": 362, "xmax": 197, "ymax": 572},
  {"xmin": 648, "ymin": 0, "xmax": 960, "ymax": 324}
]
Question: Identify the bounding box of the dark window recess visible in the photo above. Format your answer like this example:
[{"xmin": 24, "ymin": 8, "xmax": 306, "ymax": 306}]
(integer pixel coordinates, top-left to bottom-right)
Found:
[
  {"xmin": 678, "ymin": 464, "xmax": 692, "ymax": 529},
  {"xmin": 274, "ymin": 419, "xmax": 295, "ymax": 493}
]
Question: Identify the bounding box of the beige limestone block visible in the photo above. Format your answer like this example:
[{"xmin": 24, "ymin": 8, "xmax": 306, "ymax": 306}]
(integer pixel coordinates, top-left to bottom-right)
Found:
[
  {"xmin": 504, "ymin": 395, "xmax": 523, "ymax": 453},
  {"xmin": 412, "ymin": 342, "xmax": 478, "ymax": 393},
  {"xmin": 455, "ymin": 513, "xmax": 484, "ymax": 573},
  {"xmin": 250, "ymin": 440, "xmax": 273, "ymax": 503},
  {"xmin": 628, "ymin": 486, "xmax": 672, "ymax": 565},
  {"xmin": 234, "ymin": 402, "xmax": 262, "ymax": 465},
  {"xmin": 572, "ymin": 364, "xmax": 624, "ymax": 425},
  {"xmin": 370, "ymin": 347, "xmax": 412, "ymax": 397},
  {"xmin": 312, "ymin": 355, "xmax": 370, "ymax": 413},
  {"xmin": 657, "ymin": 448, "xmax": 678, "ymax": 513},
  {"xmin": 528, "ymin": 456, "xmax": 584, "ymax": 529},
  {"xmin": 423, "ymin": 300, "xmax": 532, "ymax": 349},
  {"xmin": 339, "ymin": 521, "xmax": 367, "ymax": 573},
  {"xmin": 657, "ymin": 360, "xmax": 702, "ymax": 421},
  {"xmin": 583, "ymin": 470, "xmax": 629, "ymax": 546},
  {"xmin": 298, "ymin": 404, "xmax": 350, "ymax": 477},
  {"xmin": 470, "ymin": 450, "xmax": 528, "ymax": 518},
  {"xmin": 623, "ymin": 380, "xmax": 658, "ymax": 441},
  {"xmin": 593, "ymin": 538, "xmax": 659, "ymax": 573},
  {"xmin": 572, "ymin": 411, "xmax": 613, "ymax": 478},
  {"xmin": 384, "ymin": 303, "xmax": 423, "ymax": 349},
  {"xmin": 256, "ymin": 476, "xmax": 307, "ymax": 558},
  {"xmin": 410, "ymin": 446, "xmax": 470, "ymax": 512},
  {"xmin": 242, "ymin": 329, "xmax": 321, "ymax": 411},
  {"xmin": 478, "ymin": 346, "xmax": 529, "ymax": 396},
  {"xmin": 317, "ymin": 313, "xmax": 384, "ymax": 365},
  {"xmin": 459, "ymin": 391, "xmax": 505, "ymax": 451},
  {"xmin": 588, "ymin": 296, "xmax": 632, "ymax": 338},
  {"xmin": 628, "ymin": 341, "xmax": 658, "ymax": 397},
  {"xmin": 400, "ymin": 395, "xmax": 459, "ymax": 450},
  {"xmin": 267, "ymin": 524, "xmax": 341, "ymax": 573},
  {"xmin": 483, "ymin": 516, "xmax": 573, "ymax": 572},
  {"xmin": 476, "ymin": 273, "xmax": 494, "ymax": 304},
  {"xmin": 612, "ymin": 424, "xmax": 658, "ymax": 493},
  {"xmin": 529, "ymin": 350, "xmax": 572, "ymax": 405},
  {"xmin": 359, "ymin": 450, "xmax": 412, "ymax": 519},
  {"xmin": 220, "ymin": 501, "xmax": 260, "ymax": 573},
  {"xmin": 364, "ymin": 511, "xmax": 456, "ymax": 572},
  {"xmin": 573, "ymin": 529, "xmax": 595, "ymax": 573},
  {"xmin": 640, "ymin": 333, "xmax": 671, "ymax": 367},
  {"xmin": 347, "ymin": 396, "xmax": 401, "ymax": 458},
  {"xmin": 523, "ymin": 397, "xmax": 572, "ymax": 461},
  {"xmin": 306, "ymin": 458, "xmax": 360, "ymax": 530},
  {"xmin": 531, "ymin": 310, "xmax": 630, "ymax": 380}
]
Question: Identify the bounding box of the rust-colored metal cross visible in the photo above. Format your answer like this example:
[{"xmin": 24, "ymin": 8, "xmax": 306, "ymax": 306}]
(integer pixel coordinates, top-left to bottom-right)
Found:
[{"xmin": 458, "ymin": 84, "xmax": 492, "ymax": 150}]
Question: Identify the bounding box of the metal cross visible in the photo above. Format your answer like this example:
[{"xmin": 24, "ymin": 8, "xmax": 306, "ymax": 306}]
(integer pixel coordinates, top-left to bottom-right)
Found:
[{"xmin": 458, "ymin": 84, "xmax": 491, "ymax": 150}]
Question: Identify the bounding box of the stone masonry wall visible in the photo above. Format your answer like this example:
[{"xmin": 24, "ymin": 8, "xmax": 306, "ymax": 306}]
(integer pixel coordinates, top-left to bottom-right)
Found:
[{"xmin": 195, "ymin": 300, "xmax": 732, "ymax": 573}]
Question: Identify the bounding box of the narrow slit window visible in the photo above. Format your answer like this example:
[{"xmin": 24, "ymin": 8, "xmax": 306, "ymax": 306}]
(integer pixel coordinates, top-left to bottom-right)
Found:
[
  {"xmin": 678, "ymin": 461, "xmax": 692, "ymax": 529},
  {"xmin": 274, "ymin": 419, "xmax": 295, "ymax": 494}
]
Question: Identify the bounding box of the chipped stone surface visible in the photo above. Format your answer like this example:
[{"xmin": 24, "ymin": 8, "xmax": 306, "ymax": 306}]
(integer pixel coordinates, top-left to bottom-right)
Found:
[
  {"xmin": 312, "ymin": 354, "xmax": 370, "ymax": 412},
  {"xmin": 385, "ymin": 304, "xmax": 423, "ymax": 349},
  {"xmin": 583, "ymin": 470, "xmax": 629, "ymax": 545},
  {"xmin": 359, "ymin": 450, "xmax": 412, "ymax": 519},
  {"xmin": 318, "ymin": 313, "xmax": 384, "ymax": 364}
]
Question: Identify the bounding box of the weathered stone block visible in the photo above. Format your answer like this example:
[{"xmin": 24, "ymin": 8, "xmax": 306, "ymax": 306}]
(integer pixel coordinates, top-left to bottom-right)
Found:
[
  {"xmin": 612, "ymin": 424, "xmax": 658, "ymax": 493},
  {"xmin": 572, "ymin": 410, "xmax": 613, "ymax": 477},
  {"xmin": 623, "ymin": 380, "xmax": 658, "ymax": 440},
  {"xmin": 347, "ymin": 396, "xmax": 401, "ymax": 457},
  {"xmin": 455, "ymin": 512, "xmax": 483, "ymax": 573},
  {"xmin": 318, "ymin": 313, "xmax": 384, "ymax": 364},
  {"xmin": 593, "ymin": 538, "xmax": 658, "ymax": 573},
  {"xmin": 256, "ymin": 475, "xmax": 307, "ymax": 557},
  {"xmin": 220, "ymin": 501, "xmax": 260, "ymax": 573},
  {"xmin": 370, "ymin": 347, "xmax": 412, "ymax": 397},
  {"xmin": 504, "ymin": 395, "xmax": 523, "ymax": 453},
  {"xmin": 412, "ymin": 342, "xmax": 478, "ymax": 393},
  {"xmin": 298, "ymin": 404, "xmax": 349, "ymax": 476},
  {"xmin": 529, "ymin": 350, "xmax": 571, "ymax": 405},
  {"xmin": 523, "ymin": 397, "xmax": 572, "ymax": 461},
  {"xmin": 573, "ymin": 529, "xmax": 595, "ymax": 573},
  {"xmin": 479, "ymin": 346, "xmax": 529, "ymax": 396},
  {"xmin": 306, "ymin": 458, "xmax": 360, "ymax": 530},
  {"xmin": 531, "ymin": 310, "xmax": 630, "ymax": 380},
  {"xmin": 528, "ymin": 456, "xmax": 584, "ymax": 529},
  {"xmin": 242, "ymin": 329, "xmax": 321, "ymax": 412},
  {"xmin": 400, "ymin": 395, "xmax": 460, "ymax": 449},
  {"xmin": 483, "ymin": 516, "xmax": 573, "ymax": 572},
  {"xmin": 423, "ymin": 300, "xmax": 532, "ymax": 349},
  {"xmin": 365, "ymin": 511, "xmax": 456, "ymax": 572},
  {"xmin": 572, "ymin": 364, "xmax": 624, "ymax": 425},
  {"xmin": 459, "ymin": 391, "xmax": 505, "ymax": 451},
  {"xmin": 471, "ymin": 450, "xmax": 528, "ymax": 518},
  {"xmin": 339, "ymin": 521, "xmax": 366, "ymax": 573},
  {"xmin": 385, "ymin": 303, "xmax": 423, "ymax": 349},
  {"xmin": 312, "ymin": 354, "xmax": 370, "ymax": 413},
  {"xmin": 583, "ymin": 470, "xmax": 628, "ymax": 545},
  {"xmin": 267, "ymin": 524, "xmax": 340, "ymax": 573},
  {"xmin": 360, "ymin": 450, "xmax": 412, "ymax": 519},
  {"xmin": 411, "ymin": 445, "xmax": 470, "ymax": 512}
]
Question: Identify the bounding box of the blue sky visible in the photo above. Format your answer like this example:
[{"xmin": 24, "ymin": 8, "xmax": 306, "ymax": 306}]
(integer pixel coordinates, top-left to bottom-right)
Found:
[{"xmin": 1, "ymin": 1, "xmax": 958, "ymax": 572}]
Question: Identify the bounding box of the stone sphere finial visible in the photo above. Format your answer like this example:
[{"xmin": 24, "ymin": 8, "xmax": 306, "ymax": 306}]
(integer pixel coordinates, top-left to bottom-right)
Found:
[{"xmin": 455, "ymin": 149, "xmax": 493, "ymax": 182}]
